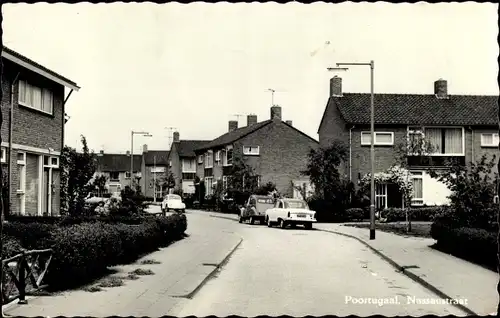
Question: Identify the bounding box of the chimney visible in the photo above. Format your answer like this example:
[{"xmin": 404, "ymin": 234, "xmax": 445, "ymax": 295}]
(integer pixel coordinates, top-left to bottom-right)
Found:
[
  {"xmin": 247, "ymin": 114, "xmax": 257, "ymax": 126},
  {"xmin": 98, "ymin": 150, "xmax": 104, "ymax": 156},
  {"xmin": 434, "ymin": 79, "xmax": 448, "ymax": 99},
  {"xmin": 228, "ymin": 120, "xmax": 238, "ymax": 132},
  {"xmin": 126, "ymin": 150, "xmax": 130, "ymax": 156},
  {"xmin": 173, "ymin": 131, "xmax": 180, "ymax": 143},
  {"xmin": 285, "ymin": 120, "xmax": 292, "ymax": 126},
  {"xmin": 270, "ymin": 105, "xmax": 282, "ymax": 121},
  {"xmin": 330, "ymin": 76, "xmax": 342, "ymax": 97},
  {"xmin": 143, "ymin": 144, "xmax": 148, "ymax": 153}
]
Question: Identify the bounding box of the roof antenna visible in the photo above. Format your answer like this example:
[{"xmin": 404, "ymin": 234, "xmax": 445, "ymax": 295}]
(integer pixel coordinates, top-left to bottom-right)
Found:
[
  {"xmin": 266, "ymin": 88, "xmax": 288, "ymax": 106},
  {"xmin": 232, "ymin": 114, "xmax": 244, "ymax": 124},
  {"xmin": 165, "ymin": 127, "xmax": 177, "ymax": 148}
]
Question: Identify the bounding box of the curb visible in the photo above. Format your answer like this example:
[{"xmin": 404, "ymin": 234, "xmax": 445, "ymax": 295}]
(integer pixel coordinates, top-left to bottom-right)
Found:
[
  {"xmin": 180, "ymin": 237, "xmax": 243, "ymax": 300},
  {"xmin": 209, "ymin": 214, "xmax": 239, "ymax": 222},
  {"xmin": 318, "ymin": 228, "xmax": 477, "ymax": 316}
]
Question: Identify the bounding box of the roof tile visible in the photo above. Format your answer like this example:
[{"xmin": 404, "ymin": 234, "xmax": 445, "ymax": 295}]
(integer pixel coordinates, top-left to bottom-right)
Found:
[{"xmin": 96, "ymin": 154, "xmax": 141, "ymax": 172}]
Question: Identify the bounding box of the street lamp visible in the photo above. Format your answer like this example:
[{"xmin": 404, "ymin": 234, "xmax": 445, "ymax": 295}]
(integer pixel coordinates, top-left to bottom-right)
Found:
[
  {"xmin": 328, "ymin": 60, "xmax": 376, "ymax": 240},
  {"xmin": 131, "ymin": 131, "xmax": 152, "ymax": 187}
]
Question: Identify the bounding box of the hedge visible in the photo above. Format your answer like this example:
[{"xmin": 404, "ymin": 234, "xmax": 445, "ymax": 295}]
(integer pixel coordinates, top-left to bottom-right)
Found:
[
  {"xmin": 2, "ymin": 213, "xmax": 188, "ymax": 290},
  {"xmin": 381, "ymin": 206, "xmax": 447, "ymax": 223}
]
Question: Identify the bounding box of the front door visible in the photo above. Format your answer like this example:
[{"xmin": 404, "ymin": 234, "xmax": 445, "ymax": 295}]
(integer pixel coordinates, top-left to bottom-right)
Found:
[{"xmin": 42, "ymin": 168, "xmax": 50, "ymax": 216}]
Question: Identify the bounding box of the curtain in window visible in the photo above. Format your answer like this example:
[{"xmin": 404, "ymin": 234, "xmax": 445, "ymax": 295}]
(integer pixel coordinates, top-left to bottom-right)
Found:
[
  {"xmin": 483, "ymin": 134, "xmax": 493, "ymax": 145},
  {"xmin": 361, "ymin": 132, "xmax": 371, "ymax": 144},
  {"xmin": 424, "ymin": 128, "xmax": 442, "ymax": 153},
  {"xmin": 412, "ymin": 178, "xmax": 423, "ymax": 199},
  {"xmin": 32, "ymin": 86, "xmax": 43, "ymax": 110},
  {"xmin": 19, "ymin": 80, "xmax": 26, "ymax": 104},
  {"xmin": 375, "ymin": 133, "xmax": 392, "ymax": 144},
  {"xmin": 444, "ymin": 128, "xmax": 463, "ymax": 154},
  {"xmin": 42, "ymin": 89, "xmax": 53, "ymax": 113},
  {"xmin": 25, "ymin": 82, "xmax": 33, "ymax": 105}
]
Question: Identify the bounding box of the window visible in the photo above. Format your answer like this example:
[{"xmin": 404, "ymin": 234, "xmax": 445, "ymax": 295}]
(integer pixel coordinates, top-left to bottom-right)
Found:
[
  {"xmin": 481, "ymin": 133, "xmax": 499, "ymax": 147},
  {"xmin": 17, "ymin": 152, "xmax": 26, "ymax": 165},
  {"xmin": 205, "ymin": 151, "xmax": 213, "ymax": 168},
  {"xmin": 198, "ymin": 155, "xmax": 203, "ymax": 164},
  {"xmin": 361, "ymin": 132, "xmax": 394, "ymax": 146},
  {"xmin": 169, "ymin": 160, "xmax": 172, "ymax": 167},
  {"xmin": 182, "ymin": 172, "xmax": 196, "ymax": 180},
  {"xmin": 205, "ymin": 177, "xmax": 214, "ymax": 196},
  {"xmin": 17, "ymin": 156, "xmax": 26, "ymax": 214},
  {"xmin": 43, "ymin": 156, "xmax": 59, "ymax": 168},
  {"xmin": 222, "ymin": 176, "xmax": 228, "ymax": 190},
  {"xmin": 18, "ymin": 80, "xmax": 54, "ymax": 114},
  {"xmin": 125, "ymin": 171, "xmax": 131, "ymax": 179},
  {"xmin": 215, "ymin": 151, "xmax": 221, "ymax": 162},
  {"xmin": 375, "ymin": 183, "xmax": 388, "ymax": 210},
  {"xmin": 411, "ymin": 172, "xmax": 424, "ymax": 206},
  {"xmin": 182, "ymin": 159, "xmax": 196, "ymax": 172},
  {"xmin": 243, "ymin": 146, "xmax": 260, "ymax": 156},
  {"xmin": 408, "ymin": 127, "xmax": 464, "ymax": 156},
  {"xmin": 151, "ymin": 166, "xmax": 166, "ymax": 173},
  {"xmin": 109, "ymin": 172, "xmax": 120, "ymax": 181},
  {"xmin": 1, "ymin": 147, "xmax": 6, "ymax": 163},
  {"xmin": 224, "ymin": 146, "xmax": 233, "ymax": 166}
]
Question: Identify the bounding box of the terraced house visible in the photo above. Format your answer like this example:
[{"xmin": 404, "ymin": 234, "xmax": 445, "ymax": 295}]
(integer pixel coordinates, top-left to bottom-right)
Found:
[
  {"xmin": 1, "ymin": 47, "xmax": 79, "ymax": 216},
  {"xmin": 140, "ymin": 145, "xmax": 170, "ymax": 200},
  {"xmin": 194, "ymin": 106, "xmax": 319, "ymax": 198},
  {"xmin": 95, "ymin": 151, "xmax": 142, "ymax": 196},
  {"xmin": 318, "ymin": 76, "xmax": 499, "ymax": 208},
  {"xmin": 167, "ymin": 132, "xmax": 209, "ymax": 195}
]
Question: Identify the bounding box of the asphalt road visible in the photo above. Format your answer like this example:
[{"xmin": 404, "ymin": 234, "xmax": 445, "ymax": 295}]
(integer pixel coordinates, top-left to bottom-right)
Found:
[{"xmin": 172, "ymin": 211, "xmax": 467, "ymax": 317}]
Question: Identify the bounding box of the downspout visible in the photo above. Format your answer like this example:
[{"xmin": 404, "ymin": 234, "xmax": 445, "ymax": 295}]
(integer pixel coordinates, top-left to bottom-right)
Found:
[{"xmin": 8, "ymin": 72, "xmax": 20, "ymax": 217}]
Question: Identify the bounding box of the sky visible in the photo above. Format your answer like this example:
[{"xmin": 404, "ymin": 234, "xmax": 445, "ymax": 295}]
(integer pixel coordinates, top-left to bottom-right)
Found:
[{"xmin": 2, "ymin": 3, "xmax": 498, "ymax": 154}]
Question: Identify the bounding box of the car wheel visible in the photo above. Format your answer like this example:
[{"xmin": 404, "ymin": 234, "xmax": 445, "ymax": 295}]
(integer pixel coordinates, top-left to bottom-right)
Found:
[
  {"xmin": 250, "ymin": 216, "xmax": 254, "ymax": 225},
  {"xmin": 239, "ymin": 216, "xmax": 243, "ymax": 223},
  {"xmin": 290, "ymin": 223, "xmax": 296, "ymax": 229},
  {"xmin": 167, "ymin": 208, "xmax": 170, "ymax": 212},
  {"xmin": 304, "ymin": 223, "xmax": 313, "ymax": 230},
  {"xmin": 266, "ymin": 217, "xmax": 272, "ymax": 227},
  {"xmin": 279, "ymin": 219, "xmax": 287, "ymax": 229}
]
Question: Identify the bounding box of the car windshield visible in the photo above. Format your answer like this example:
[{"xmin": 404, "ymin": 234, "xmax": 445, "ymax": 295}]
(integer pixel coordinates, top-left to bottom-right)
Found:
[
  {"xmin": 284, "ymin": 200, "xmax": 308, "ymax": 209},
  {"xmin": 168, "ymin": 195, "xmax": 181, "ymax": 200}
]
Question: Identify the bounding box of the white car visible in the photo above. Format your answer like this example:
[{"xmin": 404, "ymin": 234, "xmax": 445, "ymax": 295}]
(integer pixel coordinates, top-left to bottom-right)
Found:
[
  {"xmin": 161, "ymin": 194, "xmax": 186, "ymax": 213},
  {"xmin": 265, "ymin": 198, "xmax": 316, "ymax": 230}
]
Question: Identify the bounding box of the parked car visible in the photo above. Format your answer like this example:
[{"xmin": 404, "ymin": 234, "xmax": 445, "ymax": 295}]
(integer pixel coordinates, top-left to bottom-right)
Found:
[
  {"xmin": 239, "ymin": 195, "xmax": 275, "ymax": 225},
  {"xmin": 162, "ymin": 194, "xmax": 186, "ymax": 213},
  {"xmin": 265, "ymin": 198, "xmax": 316, "ymax": 229}
]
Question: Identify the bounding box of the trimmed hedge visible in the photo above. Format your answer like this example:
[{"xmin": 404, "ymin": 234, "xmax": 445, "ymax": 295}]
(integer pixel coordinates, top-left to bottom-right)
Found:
[
  {"xmin": 381, "ymin": 206, "xmax": 447, "ymax": 223},
  {"xmin": 3, "ymin": 213, "xmax": 188, "ymax": 290},
  {"xmin": 345, "ymin": 208, "xmax": 364, "ymax": 222}
]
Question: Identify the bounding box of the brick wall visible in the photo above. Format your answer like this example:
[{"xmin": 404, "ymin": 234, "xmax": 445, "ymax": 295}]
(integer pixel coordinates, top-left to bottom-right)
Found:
[
  {"xmin": 1, "ymin": 60, "xmax": 65, "ymax": 152},
  {"xmin": 142, "ymin": 164, "xmax": 169, "ymax": 199},
  {"xmin": 169, "ymin": 143, "xmax": 182, "ymax": 190},
  {"xmin": 235, "ymin": 120, "xmax": 319, "ymax": 197}
]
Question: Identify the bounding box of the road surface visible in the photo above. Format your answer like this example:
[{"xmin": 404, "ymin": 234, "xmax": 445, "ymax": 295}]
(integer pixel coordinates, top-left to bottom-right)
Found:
[{"xmin": 171, "ymin": 211, "xmax": 466, "ymax": 317}]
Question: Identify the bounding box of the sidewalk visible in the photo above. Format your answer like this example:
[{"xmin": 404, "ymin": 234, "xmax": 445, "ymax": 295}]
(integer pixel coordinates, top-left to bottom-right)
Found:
[
  {"xmin": 3, "ymin": 216, "xmax": 242, "ymax": 317},
  {"xmin": 315, "ymin": 223, "xmax": 498, "ymax": 316}
]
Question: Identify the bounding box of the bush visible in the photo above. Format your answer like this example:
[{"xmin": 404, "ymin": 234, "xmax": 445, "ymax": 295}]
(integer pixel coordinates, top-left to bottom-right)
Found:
[
  {"xmin": 307, "ymin": 195, "xmax": 345, "ymax": 222},
  {"xmin": 433, "ymin": 226, "xmax": 497, "ymax": 270},
  {"xmin": 381, "ymin": 206, "xmax": 447, "ymax": 223},
  {"xmin": 3, "ymin": 213, "xmax": 188, "ymax": 290},
  {"xmin": 2, "ymin": 235, "xmax": 23, "ymax": 259},
  {"xmin": 345, "ymin": 208, "xmax": 364, "ymax": 222}
]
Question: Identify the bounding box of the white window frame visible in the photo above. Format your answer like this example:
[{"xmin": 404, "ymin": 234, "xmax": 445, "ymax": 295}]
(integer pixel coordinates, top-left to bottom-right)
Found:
[
  {"xmin": 1, "ymin": 147, "xmax": 6, "ymax": 163},
  {"xmin": 43, "ymin": 155, "xmax": 59, "ymax": 168},
  {"xmin": 205, "ymin": 176, "xmax": 214, "ymax": 196},
  {"xmin": 375, "ymin": 183, "xmax": 388, "ymax": 210},
  {"xmin": 361, "ymin": 132, "xmax": 394, "ymax": 146},
  {"xmin": 182, "ymin": 159, "xmax": 196, "ymax": 173},
  {"xmin": 243, "ymin": 146, "xmax": 260, "ymax": 156},
  {"xmin": 18, "ymin": 80, "xmax": 54, "ymax": 115},
  {"xmin": 198, "ymin": 155, "xmax": 203, "ymax": 164},
  {"xmin": 480, "ymin": 133, "xmax": 499, "ymax": 148},
  {"xmin": 215, "ymin": 150, "xmax": 221, "ymax": 162},
  {"xmin": 109, "ymin": 171, "xmax": 120, "ymax": 182},
  {"xmin": 151, "ymin": 166, "xmax": 166, "ymax": 173},
  {"xmin": 205, "ymin": 150, "xmax": 213, "ymax": 169},
  {"xmin": 222, "ymin": 176, "xmax": 228, "ymax": 190},
  {"xmin": 17, "ymin": 152, "xmax": 26, "ymax": 215},
  {"xmin": 410, "ymin": 171, "xmax": 424, "ymax": 206},
  {"xmin": 17, "ymin": 152, "xmax": 26, "ymax": 165},
  {"xmin": 125, "ymin": 171, "xmax": 131, "ymax": 179},
  {"xmin": 406, "ymin": 126, "xmax": 465, "ymax": 156},
  {"xmin": 224, "ymin": 145, "xmax": 233, "ymax": 166}
]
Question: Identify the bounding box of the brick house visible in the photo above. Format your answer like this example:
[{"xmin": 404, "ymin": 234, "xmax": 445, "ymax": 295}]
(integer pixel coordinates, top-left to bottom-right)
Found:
[
  {"xmin": 167, "ymin": 132, "xmax": 209, "ymax": 195},
  {"xmin": 318, "ymin": 76, "xmax": 499, "ymax": 208},
  {"xmin": 1, "ymin": 47, "xmax": 79, "ymax": 216},
  {"xmin": 95, "ymin": 151, "xmax": 142, "ymax": 196},
  {"xmin": 140, "ymin": 145, "xmax": 170, "ymax": 200},
  {"xmin": 194, "ymin": 106, "xmax": 319, "ymax": 199}
]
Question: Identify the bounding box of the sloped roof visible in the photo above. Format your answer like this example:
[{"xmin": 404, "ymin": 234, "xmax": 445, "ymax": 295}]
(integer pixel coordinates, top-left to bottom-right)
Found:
[
  {"xmin": 320, "ymin": 93, "xmax": 499, "ymax": 129},
  {"xmin": 2, "ymin": 46, "xmax": 80, "ymax": 90},
  {"xmin": 143, "ymin": 150, "xmax": 169, "ymax": 165},
  {"xmin": 177, "ymin": 140, "xmax": 211, "ymax": 157},
  {"xmin": 96, "ymin": 154, "xmax": 142, "ymax": 172},
  {"xmin": 195, "ymin": 120, "xmax": 273, "ymax": 151}
]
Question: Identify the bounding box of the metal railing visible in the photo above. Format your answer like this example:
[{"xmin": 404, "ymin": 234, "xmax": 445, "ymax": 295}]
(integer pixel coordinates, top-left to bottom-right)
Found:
[{"xmin": 1, "ymin": 248, "xmax": 53, "ymax": 304}]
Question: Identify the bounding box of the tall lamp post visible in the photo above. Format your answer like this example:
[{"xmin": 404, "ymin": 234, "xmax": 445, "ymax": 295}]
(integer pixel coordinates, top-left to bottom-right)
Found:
[
  {"xmin": 130, "ymin": 131, "xmax": 152, "ymax": 187},
  {"xmin": 328, "ymin": 60, "xmax": 376, "ymax": 240}
]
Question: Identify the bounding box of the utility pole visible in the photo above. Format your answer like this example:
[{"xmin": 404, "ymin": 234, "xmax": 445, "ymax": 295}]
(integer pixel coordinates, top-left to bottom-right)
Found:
[{"xmin": 153, "ymin": 155, "xmax": 157, "ymax": 203}]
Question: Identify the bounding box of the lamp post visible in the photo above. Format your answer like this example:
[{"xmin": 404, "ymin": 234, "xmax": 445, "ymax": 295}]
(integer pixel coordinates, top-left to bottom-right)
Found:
[
  {"xmin": 130, "ymin": 131, "xmax": 152, "ymax": 188},
  {"xmin": 328, "ymin": 60, "xmax": 376, "ymax": 240}
]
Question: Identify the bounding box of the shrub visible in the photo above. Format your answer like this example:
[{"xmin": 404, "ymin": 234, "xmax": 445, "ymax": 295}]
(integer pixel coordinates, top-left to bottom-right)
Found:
[
  {"xmin": 380, "ymin": 206, "xmax": 447, "ymax": 223},
  {"xmin": 2, "ymin": 235, "xmax": 23, "ymax": 258},
  {"xmin": 434, "ymin": 226, "xmax": 497, "ymax": 270},
  {"xmin": 307, "ymin": 195, "xmax": 344, "ymax": 222},
  {"xmin": 345, "ymin": 208, "xmax": 364, "ymax": 222},
  {"xmin": 3, "ymin": 222, "xmax": 56, "ymax": 250}
]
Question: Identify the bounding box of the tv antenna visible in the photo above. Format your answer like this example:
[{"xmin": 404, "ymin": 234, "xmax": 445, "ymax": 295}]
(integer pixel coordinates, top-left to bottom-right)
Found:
[
  {"xmin": 165, "ymin": 126, "xmax": 177, "ymax": 148},
  {"xmin": 266, "ymin": 88, "xmax": 287, "ymax": 106},
  {"xmin": 232, "ymin": 114, "xmax": 244, "ymax": 123}
]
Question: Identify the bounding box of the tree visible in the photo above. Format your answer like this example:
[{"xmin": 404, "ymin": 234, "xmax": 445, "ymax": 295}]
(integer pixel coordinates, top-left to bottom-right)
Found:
[
  {"xmin": 90, "ymin": 174, "xmax": 107, "ymax": 197},
  {"xmin": 60, "ymin": 135, "xmax": 97, "ymax": 216},
  {"xmin": 393, "ymin": 132, "xmax": 436, "ymax": 232},
  {"xmin": 226, "ymin": 156, "xmax": 260, "ymax": 205}
]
